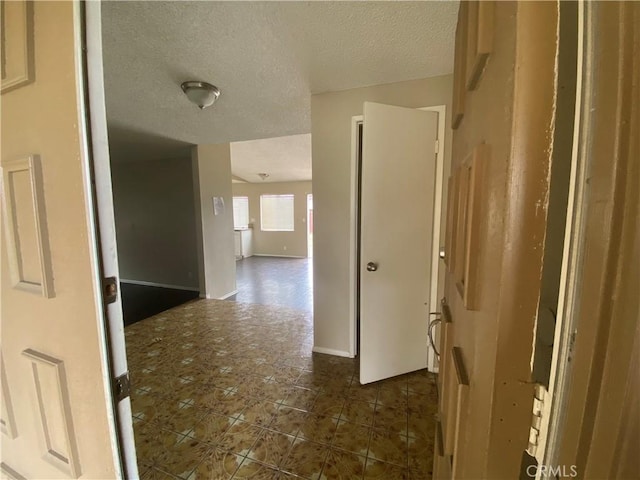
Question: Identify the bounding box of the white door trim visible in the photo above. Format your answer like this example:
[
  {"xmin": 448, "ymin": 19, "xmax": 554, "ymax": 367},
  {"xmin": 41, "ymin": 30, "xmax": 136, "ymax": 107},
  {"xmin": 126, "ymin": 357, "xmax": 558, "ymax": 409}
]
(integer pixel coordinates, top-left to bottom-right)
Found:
[
  {"xmin": 420, "ymin": 105, "xmax": 446, "ymax": 373},
  {"xmin": 536, "ymin": 1, "xmax": 586, "ymax": 471},
  {"xmin": 348, "ymin": 104, "xmax": 447, "ymax": 366},
  {"xmin": 73, "ymin": 2, "xmax": 123, "ymax": 477},
  {"xmin": 348, "ymin": 115, "xmax": 363, "ymax": 358},
  {"xmin": 82, "ymin": 2, "xmax": 138, "ymax": 477}
]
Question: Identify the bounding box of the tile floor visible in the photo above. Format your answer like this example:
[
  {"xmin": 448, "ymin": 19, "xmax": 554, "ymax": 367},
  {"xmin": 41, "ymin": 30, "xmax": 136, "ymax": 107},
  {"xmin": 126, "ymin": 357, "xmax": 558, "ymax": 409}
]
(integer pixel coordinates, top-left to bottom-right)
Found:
[
  {"xmin": 231, "ymin": 257, "xmax": 313, "ymax": 312},
  {"xmin": 126, "ymin": 300, "xmax": 437, "ymax": 480}
]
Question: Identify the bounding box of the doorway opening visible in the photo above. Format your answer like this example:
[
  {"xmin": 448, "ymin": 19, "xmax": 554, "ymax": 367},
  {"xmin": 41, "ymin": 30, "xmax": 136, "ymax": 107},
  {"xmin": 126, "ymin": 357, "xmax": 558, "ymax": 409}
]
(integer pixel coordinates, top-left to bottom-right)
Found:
[
  {"xmin": 349, "ymin": 105, "xmax": 447, "ymax": 373},
  {"xmin": 229, "ymin": 172, "xmax": 313, "ymax": 313},
  {"xmin": 79, "ymin": 0, "xmax": 464, "ymax": 476},
  {"xmin": 229, "ymin": 144, "xmax": 313, "ymax": 313},
  {"xmin": 356, "ymin": 103, "xmax": 440, "ymax": 384}
]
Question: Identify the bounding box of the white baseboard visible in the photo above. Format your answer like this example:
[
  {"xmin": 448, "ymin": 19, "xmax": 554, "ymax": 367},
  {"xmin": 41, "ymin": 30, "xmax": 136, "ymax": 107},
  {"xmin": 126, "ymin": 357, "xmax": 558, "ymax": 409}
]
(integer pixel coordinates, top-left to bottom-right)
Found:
[
  {"xmin": 218, "ymin": 289, "xmax": 238, "ymax": 300},
  {"xmin": 252, "ymin": 254, "xmax": 308, "ymax": 259},
  {"xmin": 120, "ymin": 279, "xmax": 199, "ymax": 292},
  {"xmin": 312, "ymin": 346, "xmax": 354, "ymax": 358},
  {"xmin": 200, "ymin": 290, "xmax": 238, "ymax": 300}
]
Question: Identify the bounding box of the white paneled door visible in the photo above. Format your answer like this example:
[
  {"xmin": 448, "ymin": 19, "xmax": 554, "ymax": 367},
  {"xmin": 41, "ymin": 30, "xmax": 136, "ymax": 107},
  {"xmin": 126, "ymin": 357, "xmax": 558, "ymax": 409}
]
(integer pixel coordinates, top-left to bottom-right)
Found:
[
  {"xmin": 1, "ymin": 2, "xmax": 130, "ymax": 478},
  {"xmin": 359, "ymin": 102, "xmax": 438, "ymax": 384}
]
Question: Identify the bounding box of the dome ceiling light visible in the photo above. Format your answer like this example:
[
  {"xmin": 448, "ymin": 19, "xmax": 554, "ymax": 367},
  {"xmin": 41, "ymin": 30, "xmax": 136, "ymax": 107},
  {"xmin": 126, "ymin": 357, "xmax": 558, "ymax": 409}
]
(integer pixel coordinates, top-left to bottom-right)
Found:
[{"xmin": 181, "ymin": 81, "xmax": 220, "ymax": 110}]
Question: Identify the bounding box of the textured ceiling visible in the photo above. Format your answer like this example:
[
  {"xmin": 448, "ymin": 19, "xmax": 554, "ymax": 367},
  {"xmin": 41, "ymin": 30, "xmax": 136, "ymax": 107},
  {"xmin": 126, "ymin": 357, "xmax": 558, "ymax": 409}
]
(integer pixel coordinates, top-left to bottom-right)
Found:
[
  {"xmin": 231, "ymin": 134, "xmax": 311, "ymax": 183},
  {"xmin": 102, "ymin": 1, "xmax": 458, "ymax": 171}
]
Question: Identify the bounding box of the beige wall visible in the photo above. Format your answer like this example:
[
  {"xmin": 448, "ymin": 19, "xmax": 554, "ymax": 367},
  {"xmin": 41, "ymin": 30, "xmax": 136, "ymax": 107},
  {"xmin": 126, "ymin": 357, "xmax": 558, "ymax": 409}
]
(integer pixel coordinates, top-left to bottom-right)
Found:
[
  {"xmin": 111, "ymin": 158, "xmax": 199, "ymax": 289},
  {"xmin": 311, "ymin": 75, "xmax": 453, "ymax": 354},
  {"xmin": 232, "ymin": 181, "xmax": 312, "ymax": 258},
  {"xmin": 192, "ymin": 144, "xmax": 237, "ymax": 299}
]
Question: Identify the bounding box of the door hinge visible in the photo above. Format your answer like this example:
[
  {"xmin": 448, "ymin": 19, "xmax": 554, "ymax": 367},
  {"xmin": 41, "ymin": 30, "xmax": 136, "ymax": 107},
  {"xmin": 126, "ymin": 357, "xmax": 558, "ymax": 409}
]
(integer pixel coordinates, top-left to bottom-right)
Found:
[
  {"xmin": 113, "ymin": 372, "xmax": 131, "ymax": 402},
  {"xmin": 103, "ymin": 276, "xmax": 118, "ymax": 304},
  {"xmin": 434, "ymin": 139, "xmax": 440, "ymax": 153},
  {"xmin": 526, "ymin": 384, "xmax": 547, "ymax": 457}
]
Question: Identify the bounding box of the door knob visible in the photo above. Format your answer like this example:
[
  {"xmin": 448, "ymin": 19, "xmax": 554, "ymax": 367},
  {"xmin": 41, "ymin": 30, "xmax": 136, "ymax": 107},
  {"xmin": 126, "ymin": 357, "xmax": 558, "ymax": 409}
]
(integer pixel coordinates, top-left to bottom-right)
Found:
[{"xmin": 366, "ymin": 262, "xmax": 378, "ymax": 272}]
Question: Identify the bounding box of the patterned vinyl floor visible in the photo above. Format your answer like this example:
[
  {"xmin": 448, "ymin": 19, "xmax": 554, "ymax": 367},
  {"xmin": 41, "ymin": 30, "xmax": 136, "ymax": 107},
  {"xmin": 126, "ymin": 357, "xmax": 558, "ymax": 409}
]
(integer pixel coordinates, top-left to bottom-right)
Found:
[{"xmin": 126, "ymin": 299, "xmax": 436, "ymax": 479}]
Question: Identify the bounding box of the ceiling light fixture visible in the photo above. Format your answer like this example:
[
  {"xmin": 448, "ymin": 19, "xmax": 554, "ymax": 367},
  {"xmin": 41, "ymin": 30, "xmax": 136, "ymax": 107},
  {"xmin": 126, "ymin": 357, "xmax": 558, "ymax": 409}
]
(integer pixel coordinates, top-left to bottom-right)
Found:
[
  {"xmin": 181, "ymin": 81, "xmax": 220, "ymax": 110},
  {"xmin": 258, "ymin": 173, "xmax": 269, "ymax": 180}
]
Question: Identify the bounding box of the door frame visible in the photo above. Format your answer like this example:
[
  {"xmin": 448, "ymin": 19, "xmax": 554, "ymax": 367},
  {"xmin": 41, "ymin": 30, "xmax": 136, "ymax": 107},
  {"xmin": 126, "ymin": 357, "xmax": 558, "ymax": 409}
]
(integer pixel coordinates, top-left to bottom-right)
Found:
[
  {"xmin": 528, "ymin": 1, "xmax": 582, "ymax": 472},
  {"xmin": 546, "ymin": 1, "xmax": 639, "ymax": 475},
  {"xmin": 348, "ymin": 104, "xmax": 447, "ymax": 368},
  {"xmin": 307, "ymin": 193, "xmax": 313, "ymax": 258},
  {"xmin": 80, "ymin": 1, "xmax": 137, "ymax": 477}
]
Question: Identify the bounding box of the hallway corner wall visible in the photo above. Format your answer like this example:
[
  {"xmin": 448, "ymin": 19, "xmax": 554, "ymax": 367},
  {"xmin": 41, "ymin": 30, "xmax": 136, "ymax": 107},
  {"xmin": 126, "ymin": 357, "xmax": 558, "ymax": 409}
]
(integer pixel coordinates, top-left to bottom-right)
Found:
[{"xmin": 192, "ymin": 143, "xmax": 237, "ymax": 299}]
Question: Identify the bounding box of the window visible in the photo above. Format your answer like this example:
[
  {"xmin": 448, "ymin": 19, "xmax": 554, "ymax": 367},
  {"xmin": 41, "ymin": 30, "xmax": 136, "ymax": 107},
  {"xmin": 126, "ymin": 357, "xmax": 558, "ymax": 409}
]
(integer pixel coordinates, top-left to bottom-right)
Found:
[
  {"xmin": 260, "ymin": 194, "xmax": 294, "ymax": 231},
  {"xmin": 232, "ymin": 196, "xmax": 249, "ymax": 229}
]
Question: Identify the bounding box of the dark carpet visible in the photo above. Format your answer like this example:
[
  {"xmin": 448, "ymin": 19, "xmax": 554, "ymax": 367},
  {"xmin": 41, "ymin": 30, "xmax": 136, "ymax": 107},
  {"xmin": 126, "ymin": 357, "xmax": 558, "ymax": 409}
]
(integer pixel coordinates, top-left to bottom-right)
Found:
[{"xmin": 120, "ymin": 283, "xmax": 199, "ymax": 327}]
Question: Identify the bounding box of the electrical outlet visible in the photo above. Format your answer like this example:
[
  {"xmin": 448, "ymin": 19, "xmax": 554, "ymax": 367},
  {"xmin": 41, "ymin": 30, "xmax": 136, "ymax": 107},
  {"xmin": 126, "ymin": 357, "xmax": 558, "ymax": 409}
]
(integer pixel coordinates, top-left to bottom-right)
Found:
[{"xmin": 283, "ymin": 246, "xmax": 287, "ymax": 251}]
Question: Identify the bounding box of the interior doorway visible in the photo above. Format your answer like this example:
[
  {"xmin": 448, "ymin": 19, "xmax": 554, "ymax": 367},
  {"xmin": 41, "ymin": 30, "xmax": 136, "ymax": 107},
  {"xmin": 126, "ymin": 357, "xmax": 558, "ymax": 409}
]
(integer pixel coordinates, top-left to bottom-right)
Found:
[
  {"xmin": 349, "ymin": 105, "xmax": 448, "ymax": 374},
  {"xmin": 358, "ymin": 103, "xmax": 439, "ymax": 384},
  {"xmin": 230, "ymin": 182, "xmax": 313, "ymax": 312}
]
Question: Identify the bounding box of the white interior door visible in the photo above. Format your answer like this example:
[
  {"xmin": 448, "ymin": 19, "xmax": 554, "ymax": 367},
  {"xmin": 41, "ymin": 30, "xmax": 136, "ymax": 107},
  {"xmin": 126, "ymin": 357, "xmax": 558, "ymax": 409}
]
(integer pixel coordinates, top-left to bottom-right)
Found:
[
  {"xmin": 359, "ymin": 102, "xmax": 438, "ymax": 385},
  {"xmin": 0, "ymin": 2, "xmax": 128, "ymax": 478}
]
